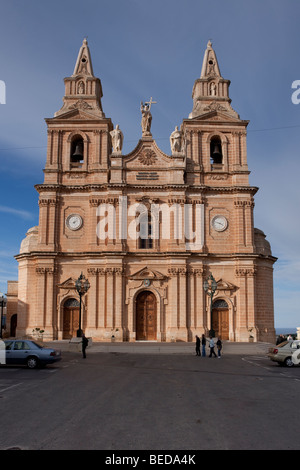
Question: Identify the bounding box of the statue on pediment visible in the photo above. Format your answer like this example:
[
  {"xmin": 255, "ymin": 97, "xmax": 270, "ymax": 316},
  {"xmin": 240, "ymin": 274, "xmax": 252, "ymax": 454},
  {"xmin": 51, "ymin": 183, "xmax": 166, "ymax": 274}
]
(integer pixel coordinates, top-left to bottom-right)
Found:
[
  {"xmin": 110, "ymin": 124, "xmax": 123, "ymax": 153},
  {"xmin": 140, "ymin": 101, "xmax": 152, "ymax": 136},
  {"xmin": 170, "ymin": 126, "xmax": 184, "ymax": 154}
]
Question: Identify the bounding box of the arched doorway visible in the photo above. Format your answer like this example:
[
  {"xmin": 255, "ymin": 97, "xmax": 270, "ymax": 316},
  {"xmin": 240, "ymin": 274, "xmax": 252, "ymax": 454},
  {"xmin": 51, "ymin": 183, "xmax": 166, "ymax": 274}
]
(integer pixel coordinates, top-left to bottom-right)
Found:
[
  {"xmin": 10, "ymin": 314, "xmax": 17, "ymax": 337},
  {"xmin": 212, "ymin": 299, "xmax": 229, "ymax": 340},
  {"xmin": 63, "ymin": 298, "xmax": 80, "ymax": 339},
  {"xmin": 136, "ymin": 291, "xmax": 157, "ymax": 341}
]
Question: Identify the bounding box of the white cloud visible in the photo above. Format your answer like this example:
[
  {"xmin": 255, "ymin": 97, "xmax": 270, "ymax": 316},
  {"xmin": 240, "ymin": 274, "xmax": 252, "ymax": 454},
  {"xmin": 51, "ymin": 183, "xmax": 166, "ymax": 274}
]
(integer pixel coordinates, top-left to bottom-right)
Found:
[{"xmin": 0, "ymin": 205, "xmax": 34, "ymax": 220}]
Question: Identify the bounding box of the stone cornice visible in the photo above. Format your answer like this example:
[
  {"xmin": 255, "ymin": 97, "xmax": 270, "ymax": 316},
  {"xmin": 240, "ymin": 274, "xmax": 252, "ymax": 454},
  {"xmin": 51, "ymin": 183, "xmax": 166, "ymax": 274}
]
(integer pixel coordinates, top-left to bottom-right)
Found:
[
  {"xmin": 34, "ymin": 183, "xmax": 258, "ymax": 195},
  {"xmin": 15, "ymin": 251, "xmax": 277, "ymax": 263}
]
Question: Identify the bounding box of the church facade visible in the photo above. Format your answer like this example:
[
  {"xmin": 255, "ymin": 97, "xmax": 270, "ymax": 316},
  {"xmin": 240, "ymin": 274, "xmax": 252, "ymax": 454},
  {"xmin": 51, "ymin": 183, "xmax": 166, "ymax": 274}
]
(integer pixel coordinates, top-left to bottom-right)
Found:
[{"xmin": 10, "ymin": 40, "xmax": 277, "ymax": 343}]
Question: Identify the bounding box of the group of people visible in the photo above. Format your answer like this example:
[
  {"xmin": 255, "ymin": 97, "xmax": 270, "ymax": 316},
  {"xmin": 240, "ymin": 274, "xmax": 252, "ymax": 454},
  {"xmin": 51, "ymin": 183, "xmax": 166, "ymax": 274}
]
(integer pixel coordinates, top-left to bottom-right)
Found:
[
  {"xmin": 276, "ymin": 334, "xmax": 294, "ymax": 345},
  {"xmin": 195, "ymin": 334, "xmax": 222, "ymax": 358}
]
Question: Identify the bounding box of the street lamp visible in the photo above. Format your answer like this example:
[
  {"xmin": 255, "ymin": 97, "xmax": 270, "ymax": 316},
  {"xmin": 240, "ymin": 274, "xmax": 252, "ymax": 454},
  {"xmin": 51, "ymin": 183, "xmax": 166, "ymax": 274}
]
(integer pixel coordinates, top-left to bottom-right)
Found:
[
  {"xmin": 203, "ymin": 274, "xmax": 217, "ymax": 337},
  {"xmin": 0, "ymin": 293, "xmax": 7, "ymax": 339},
  {"xmin": 75, "ymin": 272, "xmax": 90, "ymax": 337}
]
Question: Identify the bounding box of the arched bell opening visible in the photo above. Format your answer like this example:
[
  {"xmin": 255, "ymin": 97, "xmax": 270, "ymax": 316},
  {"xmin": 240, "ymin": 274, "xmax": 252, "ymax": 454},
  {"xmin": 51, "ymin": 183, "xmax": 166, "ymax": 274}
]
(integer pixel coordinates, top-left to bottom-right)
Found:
[
  {"xmin": 210, "ymin": 136, "xmax": 223, "ymax": 165},
  {"xmin": 70, "ymin": 135, "xmax": 84, "ymax": 167}
]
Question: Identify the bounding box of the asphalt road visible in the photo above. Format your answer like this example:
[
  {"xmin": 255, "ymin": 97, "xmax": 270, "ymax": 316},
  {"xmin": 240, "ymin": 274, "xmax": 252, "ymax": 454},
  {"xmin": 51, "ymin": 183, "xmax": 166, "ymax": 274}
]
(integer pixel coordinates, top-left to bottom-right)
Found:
[{"xmin": 0, "ymin": 348, "xmax": 299, "ymax": 452}]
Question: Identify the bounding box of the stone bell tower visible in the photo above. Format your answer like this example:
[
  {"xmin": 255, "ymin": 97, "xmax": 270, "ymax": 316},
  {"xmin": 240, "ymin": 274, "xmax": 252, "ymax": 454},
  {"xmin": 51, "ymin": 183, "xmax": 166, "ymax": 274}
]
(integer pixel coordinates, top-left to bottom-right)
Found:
[
  {"xmin": 180, "ymin": 40, "xmax": 276, "ymax": 342},
  {"xmin": 15, "ymin": 39, "xmax": 115, "ymax": 339}
]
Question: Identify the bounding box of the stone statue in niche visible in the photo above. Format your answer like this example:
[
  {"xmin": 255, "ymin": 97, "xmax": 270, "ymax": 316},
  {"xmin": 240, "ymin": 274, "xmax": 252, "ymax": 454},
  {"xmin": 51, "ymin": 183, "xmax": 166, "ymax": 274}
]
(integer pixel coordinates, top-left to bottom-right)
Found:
[
  {"xmin": 210, "ymin": 82, "xmax": 216, "ymax": 96},
  {"xmin": 77, "ymin": 81, "xmax": 85, "ymax": 94},
  {"xmin": 110, "ymin": 124, "xmax": 123, "ymax": 153},
  {"xmin": 170, "ymin": 126, "xmax": 184, "ymax": 154}
]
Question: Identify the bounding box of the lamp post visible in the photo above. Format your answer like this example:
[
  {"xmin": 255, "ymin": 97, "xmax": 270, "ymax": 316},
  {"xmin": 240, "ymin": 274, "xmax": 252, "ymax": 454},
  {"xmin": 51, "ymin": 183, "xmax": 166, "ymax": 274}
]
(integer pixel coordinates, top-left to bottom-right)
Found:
[
  {"xmin": 75, "ymin": 272, "xmax": 90, "ymax": 337},
  {"xmin": 0, "ymin": 293, "xmax": 7, "ymax": 339},
  {"xmin": 203, "ymin": 274, "xmax": 217, "ymax": 337}
]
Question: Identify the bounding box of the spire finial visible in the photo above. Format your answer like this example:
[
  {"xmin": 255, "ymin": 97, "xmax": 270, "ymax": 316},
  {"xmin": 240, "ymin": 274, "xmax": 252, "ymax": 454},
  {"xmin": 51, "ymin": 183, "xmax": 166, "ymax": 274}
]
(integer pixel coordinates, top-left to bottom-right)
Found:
[{"xmin": 73, "ymin": 38, "xmax": 94, "ymax": 76}]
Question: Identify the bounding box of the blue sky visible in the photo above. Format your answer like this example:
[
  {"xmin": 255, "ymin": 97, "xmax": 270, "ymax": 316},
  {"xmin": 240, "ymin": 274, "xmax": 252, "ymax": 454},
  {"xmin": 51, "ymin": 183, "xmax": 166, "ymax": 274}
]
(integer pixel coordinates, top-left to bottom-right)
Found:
[{"xmin": 0, "ymin": 0, "xmax": 299, "ymax": 328}]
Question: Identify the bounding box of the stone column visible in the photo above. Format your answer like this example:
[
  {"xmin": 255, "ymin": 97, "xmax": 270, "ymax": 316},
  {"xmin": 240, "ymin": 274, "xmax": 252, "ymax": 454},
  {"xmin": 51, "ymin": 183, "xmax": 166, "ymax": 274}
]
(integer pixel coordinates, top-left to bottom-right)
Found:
[
  {"xmin": 47, "ymin": 198, "xmax": 57, "ymax": 249},
  {"xmin": 244, "ymin": 199, "xmax": 255, "ymax": 253},
  {"xmin": 187, "ymin": 268, "xmax": 195, "ymax": 341},
  {"xmin": 235, "ymin": 268, "xmax": 248, "ymax": 341},
  {"xmin": 87, "ymin": 268, "xmax": 97, "ymax": 333},
  {"xmin": 114, "ymin": 268, "xmax": 123, "ymax": 340},
  {"xmin": 45, "ymin": 267, "xmax": 55, "ymax": 338},
  {"xmin": 106, "ymin": 268, "xmax": 114, "ymax": 329},
  {"xmin": 167, "ymin": 268, "xmax": 179, "ymax": 341},
  {"xmin": 234, "ymin": 199, "xmax": 246, "ymax": 252},
  {"xmin": 97, "ymin": 268, "xmax": 106, "ymax": 334},
  {"xmin": 38, "ymin": 199, "xmax": 49, "ymax": 246},
  {"xmin": 195, "ymin": 267, "xmax": 206, "ymax": 333},
  {"xmin": 89, "ymin": 198, "xmax": 100, "ymax": 248},
  {"xmin": 35, "ymin": 267, "xmax": 46, "ymax": 329},
  {"xmin": 178, "ymin": 268, "xmax": 188, "ymax": 341}
]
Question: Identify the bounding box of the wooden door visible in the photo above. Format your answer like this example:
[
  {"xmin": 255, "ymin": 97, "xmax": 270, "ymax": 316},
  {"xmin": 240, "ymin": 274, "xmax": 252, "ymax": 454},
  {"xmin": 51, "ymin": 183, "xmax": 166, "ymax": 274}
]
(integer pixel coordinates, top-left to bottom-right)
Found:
[
  {"xmin": 63, "ymin": 299, "xmax": 80, "ymax": 339},
  {"xmin": 212, "ymin": 308, "xmax": 229, "ymax": 340},
  {"xmin": 136, "ymin": 291, "xmax": 157, "ymax": 341}
]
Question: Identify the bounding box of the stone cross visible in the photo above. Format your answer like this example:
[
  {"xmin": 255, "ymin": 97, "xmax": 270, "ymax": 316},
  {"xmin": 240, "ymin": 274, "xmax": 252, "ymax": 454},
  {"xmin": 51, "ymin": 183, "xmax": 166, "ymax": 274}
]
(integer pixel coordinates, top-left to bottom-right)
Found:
[{"xmin": 145, "ymin": 97, "xmax": 157, "ymax": 110}]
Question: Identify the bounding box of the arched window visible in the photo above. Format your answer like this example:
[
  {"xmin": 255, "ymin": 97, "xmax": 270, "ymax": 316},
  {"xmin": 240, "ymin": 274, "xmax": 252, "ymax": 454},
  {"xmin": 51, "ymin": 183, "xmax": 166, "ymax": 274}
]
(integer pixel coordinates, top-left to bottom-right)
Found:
[
  {"xmin": 212, "ymin": 299, "xmax": 228, "ymax": 309},
  {"xmin": 64, "ymin": 298, "xmax": 80, "ymax": 308},
  {"xmin": 70, "ymin": 135, "xmax": 84, "ymax": 167},
  {"xmin": 210, "ymin": 136, "xmax": 223, "ymax": 164},
  {"xmin": 139, "ymin": 212, "xmax": 153, "ymax": 249}
]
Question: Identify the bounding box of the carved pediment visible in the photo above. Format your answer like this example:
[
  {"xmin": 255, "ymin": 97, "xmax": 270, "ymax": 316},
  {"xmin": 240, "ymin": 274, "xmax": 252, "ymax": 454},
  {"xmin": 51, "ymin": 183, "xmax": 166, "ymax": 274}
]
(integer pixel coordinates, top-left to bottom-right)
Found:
[
  {"xmin": 52, "ymin": 105, "xmax": 105, "ymax": 121},
  {"xmin": 124, "ymin": 139, "xmax": 172, "ymax": 168},
  {"xmin": 129, "ymin": 267, "xmax": 167, "ymax": 281},
  {"xmin": 216, "ymin": 278, "xmax": 237, "ymax": 291},
  {"xmin": 190, "ymin": 109, "xmax": 243, "ymax": 123},
  {"xmin": 57, "ymin": 277, "xmax": 77, "ymax": 289}
]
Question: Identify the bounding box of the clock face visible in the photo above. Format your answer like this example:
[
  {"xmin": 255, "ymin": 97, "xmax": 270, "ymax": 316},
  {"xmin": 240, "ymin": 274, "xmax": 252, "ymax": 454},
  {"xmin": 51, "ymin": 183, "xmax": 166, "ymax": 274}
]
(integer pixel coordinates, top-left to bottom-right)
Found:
[
  {"xmin": 66, "ymin": 214, "xmax": 83, "ymax": 231},
  {"xmin": 211, "ymin": 215, "xmax": 228, "ymax": 232}
]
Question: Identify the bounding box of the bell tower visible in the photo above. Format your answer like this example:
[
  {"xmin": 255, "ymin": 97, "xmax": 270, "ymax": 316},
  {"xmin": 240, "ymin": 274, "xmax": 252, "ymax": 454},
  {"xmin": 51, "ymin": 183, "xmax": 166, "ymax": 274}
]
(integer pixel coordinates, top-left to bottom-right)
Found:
[
  {"xmin": 35, "ymin": 39, "xmax": 114, "ymax": 255},
  {"xmin": 181, "ymin": 41, "xmax": 276, "ymax": 342}
]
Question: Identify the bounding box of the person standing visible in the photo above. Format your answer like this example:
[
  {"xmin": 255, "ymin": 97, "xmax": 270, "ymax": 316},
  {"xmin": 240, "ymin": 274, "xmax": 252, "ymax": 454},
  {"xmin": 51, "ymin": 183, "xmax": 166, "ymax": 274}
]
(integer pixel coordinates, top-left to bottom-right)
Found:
[
  {"xmin": 195, "ymin": 335, "xmax": 201, "ymax": 356},
  {"xmin": 82, "ymin": 334, "xmax": 89, "ymax": 359},
  {"xmin": 217, "ymin": 337, "xmax": 222, "ymax": 358},
  {"xmin": 201, "ymin": 334, "xmax": 206, "ymax": 357},
  {"xmin": 209, "ymin": 336, "xmax": 217, "ymax": 357}
]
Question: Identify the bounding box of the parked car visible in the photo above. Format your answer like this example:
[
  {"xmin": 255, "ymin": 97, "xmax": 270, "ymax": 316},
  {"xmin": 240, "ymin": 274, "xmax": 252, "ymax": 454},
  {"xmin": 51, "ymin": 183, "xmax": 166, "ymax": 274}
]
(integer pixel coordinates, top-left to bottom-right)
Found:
[
  {"xmin": 3, "ymin": 339, "xmax": 61, "ymax": 369},
  {"xmin": 268, "ymin": 340, "xmax": 300, "ymax": 367}
]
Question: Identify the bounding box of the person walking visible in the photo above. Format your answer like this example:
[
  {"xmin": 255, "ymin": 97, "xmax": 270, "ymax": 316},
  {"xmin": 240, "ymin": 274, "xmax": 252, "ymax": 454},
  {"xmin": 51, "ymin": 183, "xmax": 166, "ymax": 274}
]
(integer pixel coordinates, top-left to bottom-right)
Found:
[
  {"xmin": 209, "ymin": 336, "xmax": 217, "ymax": 357},
  {"xmin": 82, "ymin": 334, "xmax": 89, "ymax": 359},
  {"xmin": 216, "ymin": 337, "xmax": 222, "ymax": 358},
  {"xmin": 201, "ymin": 334, "xmax": 206, "ymax": 357},
  {"xmin": 195, "ymin": 335, "xmax": 201, "ymax": 356}
]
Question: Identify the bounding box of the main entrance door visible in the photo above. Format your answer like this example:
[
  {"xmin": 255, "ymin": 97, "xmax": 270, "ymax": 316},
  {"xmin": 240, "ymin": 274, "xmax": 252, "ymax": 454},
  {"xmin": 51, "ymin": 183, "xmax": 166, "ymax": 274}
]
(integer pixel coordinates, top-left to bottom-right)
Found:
[
  {"xmin": 63, "ymin": 298, "xmax": 80, "ymax": 339},
  {"xmin": 136, "ymin": 291, "xmax": 157, "ymax": 341},
  {"xmin": 212, "ymin": 299, "xmax": 229, "ymax": 340}
]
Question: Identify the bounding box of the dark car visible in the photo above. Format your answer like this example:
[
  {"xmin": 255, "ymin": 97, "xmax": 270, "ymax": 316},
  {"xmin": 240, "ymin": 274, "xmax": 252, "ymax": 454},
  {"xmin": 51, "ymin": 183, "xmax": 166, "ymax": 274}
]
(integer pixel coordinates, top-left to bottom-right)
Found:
[{"xmin": 3, "ymin": 339, "xmax": 61, "ymax": 369}]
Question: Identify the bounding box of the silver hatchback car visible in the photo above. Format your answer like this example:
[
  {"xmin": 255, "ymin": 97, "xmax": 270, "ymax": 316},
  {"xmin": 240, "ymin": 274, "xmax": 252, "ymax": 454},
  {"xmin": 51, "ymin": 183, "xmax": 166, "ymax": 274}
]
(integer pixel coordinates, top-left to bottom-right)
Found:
[
  {"xmin": 268, "ymin": 340, "xmax": 300, "ymax": 367},
  {"xmin": 2, "ymin": 339, "xmax": 61, "ymax": 369}
]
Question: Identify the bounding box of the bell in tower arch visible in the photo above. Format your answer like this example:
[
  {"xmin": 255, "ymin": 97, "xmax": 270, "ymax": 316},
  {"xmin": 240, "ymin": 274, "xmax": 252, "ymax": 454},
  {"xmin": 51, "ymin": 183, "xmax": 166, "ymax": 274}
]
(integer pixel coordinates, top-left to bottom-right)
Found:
[
  {"xmin": 71, "ymin": 138, "xmax": 84, "ymax": 163},
  {"xmin": 210, "ymin": 138, "xmax": 223, "ymax": 164}
]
